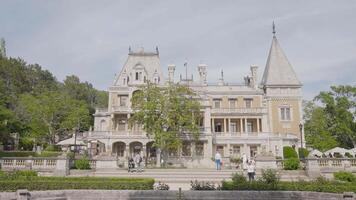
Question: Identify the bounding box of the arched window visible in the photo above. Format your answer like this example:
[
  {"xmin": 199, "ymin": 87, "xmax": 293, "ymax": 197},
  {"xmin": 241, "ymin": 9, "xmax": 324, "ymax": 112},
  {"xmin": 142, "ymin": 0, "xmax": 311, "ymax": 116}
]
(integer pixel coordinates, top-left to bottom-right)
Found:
[{"xmin": 100, "ymin": 120, "xmax": 106, "ymax": 131}]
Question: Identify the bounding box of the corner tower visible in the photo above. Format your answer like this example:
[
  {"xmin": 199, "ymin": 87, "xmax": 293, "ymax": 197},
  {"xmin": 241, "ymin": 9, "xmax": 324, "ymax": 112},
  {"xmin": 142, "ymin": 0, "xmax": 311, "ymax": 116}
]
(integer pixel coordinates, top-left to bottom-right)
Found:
[{"xmin": 261, "ymin": 23, "xmax": 303, "ymax": 147}]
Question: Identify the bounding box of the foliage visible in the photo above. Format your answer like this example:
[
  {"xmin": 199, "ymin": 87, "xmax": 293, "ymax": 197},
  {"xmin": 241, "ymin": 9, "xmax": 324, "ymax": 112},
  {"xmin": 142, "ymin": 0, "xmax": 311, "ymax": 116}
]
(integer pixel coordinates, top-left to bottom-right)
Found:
[
  {"xmin": 283, "ymin": 146, "xmax": 298, "ymax": 159},
  {"xmin": 304, "ymin": 85, "xmax": 356, "ymax": 150},
  {"xmin": 260, "ymin": 169, "xmax": 279, "ymax": 188},
  {"xmin": 74, "ymin": 157, "xmax": 91, "ymax": 170},
  {"xmin": 44, "ymin": 145, "xmax": 61, "ymax": 152},
  {"xmin": 0, "ymin": 176, "xmax": 154, "ymax": 191},
  {"xmin": 231, "ymin": 173, "xmax": 247, "ymax": 185},
  {"xmin": 190, "ymin": 180, "xmax": 219, "ymax": 190},
  {"xmin": 221, "ymin": 178, "xmax": 356, "ymax": 193},
  {"xmin": 0, "ymin": 55, "xmax": 108, "ymax": 146},
  {"xmin": 334, "ymin": 171, "xmax": 355, "ymax": 182},
  {"xmin": 154, "ymin": 182, "xmax": 170, "ymax": 190},
  {"xmin": 230, "ymin": 157, "xmax": 242, "ymax": 164},
  {"xmin": 283, "ymin": 158, "xmax": 300, "ymax": 170},
  {"xmin": 298, "ymin": 148, "xmax": 309, "ymax": 158},
  {"xmin": 129, "ymin": 82, "xmax": 201, "ymax": 163},
  {"xmin": 345, "ymin": 152, "xmax": 353, "ymax": 158},
  {"xmin": 0, "ymin": 151, "xmax": 61, "ymax": 158}
]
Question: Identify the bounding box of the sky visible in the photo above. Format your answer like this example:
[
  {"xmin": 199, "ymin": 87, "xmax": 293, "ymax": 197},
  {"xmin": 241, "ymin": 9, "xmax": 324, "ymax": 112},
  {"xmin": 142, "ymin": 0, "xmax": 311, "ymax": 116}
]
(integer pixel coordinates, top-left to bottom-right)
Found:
[{"xmin": 0, "ymin": 0, "xmax": 355, "ymax": 100}]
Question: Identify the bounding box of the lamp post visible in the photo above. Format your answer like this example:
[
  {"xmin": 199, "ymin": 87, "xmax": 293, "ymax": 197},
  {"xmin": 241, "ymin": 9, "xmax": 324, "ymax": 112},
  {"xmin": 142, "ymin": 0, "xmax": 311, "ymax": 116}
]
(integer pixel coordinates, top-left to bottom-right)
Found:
[{"xmin": 299, "ymin": 123, "xmax": 303, "ymax": 159}]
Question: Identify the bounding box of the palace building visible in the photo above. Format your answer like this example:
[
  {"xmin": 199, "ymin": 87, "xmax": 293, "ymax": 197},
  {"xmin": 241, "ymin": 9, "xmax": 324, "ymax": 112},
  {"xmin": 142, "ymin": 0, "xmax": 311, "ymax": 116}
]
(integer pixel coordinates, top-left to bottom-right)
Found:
[{"xmin": 76, "ymin": 29, "xmax": 304, "ymax": 168}]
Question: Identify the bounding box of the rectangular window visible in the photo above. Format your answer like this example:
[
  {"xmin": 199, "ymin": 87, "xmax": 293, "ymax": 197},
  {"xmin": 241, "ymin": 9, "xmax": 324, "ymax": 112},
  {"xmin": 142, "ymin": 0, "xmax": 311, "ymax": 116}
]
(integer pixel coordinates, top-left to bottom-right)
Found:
[
  {"xmin": 135, "ymin": 72, "xmax": 139, "ymax": 80},
  {"xmin": 244, "ymin": 99, "xmax": 252, "ymax": 108},
  {"xmin": 213, "ymin": 99, "xmax": 221, "ymax": 108},
  {"xmin": 215, "ymin": 122, "xmax": 222, "ymax": 132},
  {"xmin": 232, "ymin": 145, "xmax": 240, "ymax": 156},
  {"xmin": 229, "ymin": 99, "xmax": 236, "ymax": 108},
  {"xmin": 247, "ymin": 122, "xmax": 253, "ymax": 132},
  {"xmin": 195, "ymin": 142, "xmax": 204, "ymax": 156},
  {"xmin": 230, "ymin": 122, "xmax": 237, "ymax": 133},
  {"xmin": 119, "ymin": 95, "xmax": 128, "ymax": 107},
  {"xmin": 280, "ymin": 107, "xmax": 291, "ymax": 121}
]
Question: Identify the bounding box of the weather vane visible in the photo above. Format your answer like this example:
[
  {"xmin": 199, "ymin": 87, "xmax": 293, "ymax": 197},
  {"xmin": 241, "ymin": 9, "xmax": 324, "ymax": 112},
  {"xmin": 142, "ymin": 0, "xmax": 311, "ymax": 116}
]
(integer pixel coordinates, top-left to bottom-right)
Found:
[{"xmin": 272, "ymin": 21, "xmax": 276, "ymax": 36}]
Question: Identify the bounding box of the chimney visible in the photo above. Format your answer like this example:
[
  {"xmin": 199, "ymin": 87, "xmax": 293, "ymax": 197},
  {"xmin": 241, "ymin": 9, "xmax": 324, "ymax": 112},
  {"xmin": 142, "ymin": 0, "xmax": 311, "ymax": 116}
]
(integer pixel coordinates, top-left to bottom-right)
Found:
[
  {"xmin": 197, "ymin": 64, "xmax": 207, "ymax": 85},
  {"xmin": 250, "ymin": 65, "xmax": 258, "ymax": 89},
  {"xmin": 168, "ymin": 64, "xmax": 176, "ymax": 83},
  {"xmin": 218, "ymin": 69, "xmax": 225, "ymax": 86}
]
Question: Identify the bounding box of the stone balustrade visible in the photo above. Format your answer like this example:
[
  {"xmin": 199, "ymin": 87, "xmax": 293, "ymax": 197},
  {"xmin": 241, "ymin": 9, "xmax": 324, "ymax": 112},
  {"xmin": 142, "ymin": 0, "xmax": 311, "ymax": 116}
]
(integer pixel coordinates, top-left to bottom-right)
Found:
[
  {"xmin": 0, "ymin": 157, "xmax": 69, "ymax": 176},
  {"xmin": 211, "ymin": 107, "xmax": 267, "ymax": 114}
]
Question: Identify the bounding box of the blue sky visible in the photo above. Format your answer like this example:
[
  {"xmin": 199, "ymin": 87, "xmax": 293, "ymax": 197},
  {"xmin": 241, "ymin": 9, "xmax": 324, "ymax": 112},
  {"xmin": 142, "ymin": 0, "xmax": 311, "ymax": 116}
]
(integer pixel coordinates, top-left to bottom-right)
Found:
[{"xmin": 1, "ymin": 0, "xmax": 355, "ymax": 100}]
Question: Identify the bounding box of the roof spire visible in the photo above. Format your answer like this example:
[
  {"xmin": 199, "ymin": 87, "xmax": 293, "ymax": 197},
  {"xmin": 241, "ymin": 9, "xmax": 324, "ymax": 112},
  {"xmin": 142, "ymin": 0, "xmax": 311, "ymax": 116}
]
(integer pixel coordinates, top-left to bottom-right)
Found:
[{"xmin": 272, "ymin": 21, "xmax": 276, "ymax": 36}]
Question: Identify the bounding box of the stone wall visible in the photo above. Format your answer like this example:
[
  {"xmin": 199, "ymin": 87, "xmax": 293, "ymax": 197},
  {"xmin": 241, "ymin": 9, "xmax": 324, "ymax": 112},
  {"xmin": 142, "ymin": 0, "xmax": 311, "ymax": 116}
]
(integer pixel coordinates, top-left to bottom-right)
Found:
[{"xmin": 0, "ymin": 190, "xmax": 354, "ymax": 200}]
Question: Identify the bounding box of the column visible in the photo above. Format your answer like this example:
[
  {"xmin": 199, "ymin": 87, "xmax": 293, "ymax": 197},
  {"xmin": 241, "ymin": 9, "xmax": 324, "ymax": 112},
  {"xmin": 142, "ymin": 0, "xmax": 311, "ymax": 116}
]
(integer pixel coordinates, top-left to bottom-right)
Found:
[
  {"xmin": 212, "ymin": 118, "xmax": 215, "ymax": 133},
  {"xmin": 240, "ymin": 118, "xmax": 243, "ymax": 133},
  {"xmin": 244, "ymin": 117, "xmax": 248, "ymax": 133},
  {"xmin": 124, "ymin": 145, "xmax": 130, "ymax": 159},
  {"xmin": 257, "ymin": 118, "xmax": 260, "ymax": 133},
  {"xmin": 142, "ymin": 145, "xmax": 146, "ymax": 159},
  {"xmin": 204, "ymin": 108, "xmax": 213, "ymax": 159},
  {"xmin": 224, "ymin": 118, "xmax": 227, "ymax": 133}
]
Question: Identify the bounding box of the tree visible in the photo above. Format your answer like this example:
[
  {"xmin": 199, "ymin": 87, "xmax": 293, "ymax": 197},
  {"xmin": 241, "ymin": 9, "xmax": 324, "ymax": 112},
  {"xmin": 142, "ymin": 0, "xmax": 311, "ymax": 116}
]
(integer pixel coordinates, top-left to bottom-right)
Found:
[
  {"xmin": 19, "ymin": 92, "xmax": 91, "ymax": 144},
  {"xmin": 129, "ymin": 82, "xmax": 201, "ymax": 165},
  {"xmin": 304, "ymin": 85, "xmax": 356, "ymax": 150}
]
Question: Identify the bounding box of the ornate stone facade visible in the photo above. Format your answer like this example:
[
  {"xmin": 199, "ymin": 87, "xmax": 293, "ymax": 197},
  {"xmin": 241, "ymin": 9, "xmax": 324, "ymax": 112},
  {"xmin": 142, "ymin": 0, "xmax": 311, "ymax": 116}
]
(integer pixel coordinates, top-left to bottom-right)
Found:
[{"xmin": 82, "ymin": 32, "xmax": 304, "ymax": 168}]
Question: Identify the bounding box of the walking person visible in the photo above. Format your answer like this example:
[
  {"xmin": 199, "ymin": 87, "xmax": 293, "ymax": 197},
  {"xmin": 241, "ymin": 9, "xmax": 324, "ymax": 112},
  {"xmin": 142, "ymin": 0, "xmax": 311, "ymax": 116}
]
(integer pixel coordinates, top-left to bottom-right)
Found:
[
  {"xmin": 247, "ymin": 160, "xmax": 255, "ymax": 181},
  {"xmin": 134, "ymin": 153, "xmax": 142, "ymax": 172},
  {"xmin": 215, "ymin": 151, "xmax": 222, "ymax": 170}
]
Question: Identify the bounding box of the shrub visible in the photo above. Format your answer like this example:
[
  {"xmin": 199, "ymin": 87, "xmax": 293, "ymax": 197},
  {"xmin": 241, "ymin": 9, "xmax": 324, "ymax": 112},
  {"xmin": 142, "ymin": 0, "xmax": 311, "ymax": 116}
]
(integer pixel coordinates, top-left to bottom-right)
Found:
[
  {"xmin": 260, "ymin": 169, "xmax": 279, "ymax": 188},
  {"xmin": 345, "ymin": 152, "xmax": 353, "ymax": 158},
  {"xmin": 232, "ymin": 173, "xmax": 247, "ymax": 185},
  {"xmin": 283, "ymin": 146, "xmax": 298, "ymax": 159},
  {"xmin": 154, "ymin": 182, "xmax": 170, "ymax": 190},
  {"xmin": 334, "ymin": 171, "xmax": 355, "ymax": 182},
  {"xmin": 14, "ymin": 170, "xmax": 38, "ymax": 177},
  {"xmin": 298, "ymin": 148, "xmax": 309, "ymax": 158},
  {"xmin": 0, "ymin": 177, "xmax": 154, "ymax": 191},
  {"xmin": 190, "ymin": 180, "xmax": 218, "ymax": 190},
  {"xmin": 44, "ymin": 145, "xmax": 61, "ymax": 152},
  {"xmin": 38, "ymin": 151, "xmax": 61, "ymax": 157},
  {"xmin": 74, "ymin": 157, "xmax": 91, "ymax": 170},
  {"xmin": 283, "ymin": 158, "xmax": 300, "ymax": 170}
]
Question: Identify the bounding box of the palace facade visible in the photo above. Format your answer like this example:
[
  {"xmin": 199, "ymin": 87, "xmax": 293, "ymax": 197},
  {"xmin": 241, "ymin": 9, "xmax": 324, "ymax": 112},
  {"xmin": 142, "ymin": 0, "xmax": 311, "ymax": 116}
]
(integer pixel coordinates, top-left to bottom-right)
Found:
[{"xmin": 79, "ymin": 31, "xmax": 304, "ymax": 168}]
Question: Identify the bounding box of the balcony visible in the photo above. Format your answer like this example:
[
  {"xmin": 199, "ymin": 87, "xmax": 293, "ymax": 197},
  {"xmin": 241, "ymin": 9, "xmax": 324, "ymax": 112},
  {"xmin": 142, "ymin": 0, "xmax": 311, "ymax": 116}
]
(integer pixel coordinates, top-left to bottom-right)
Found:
[
  {"xmin": 112, "ymin": 106, "xmax": 131, "ymax": 113},
  {"xmin": 211, "ymin": 107, "xmax": 267, "ymax": 115}
]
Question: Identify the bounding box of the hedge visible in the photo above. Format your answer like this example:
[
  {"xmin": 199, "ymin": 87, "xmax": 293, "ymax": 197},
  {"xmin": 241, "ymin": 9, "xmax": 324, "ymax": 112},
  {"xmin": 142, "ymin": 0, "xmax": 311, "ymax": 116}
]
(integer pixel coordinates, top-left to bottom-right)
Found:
[
  {"xmin": 0, "ymin": 151, "xmax": 61, "ymax": 158},
  {"xmin": 283, "ymin": 146, "xmax": 298, "ymax": 159},
  {"xmin": 221, "ymin": 179, "xmax": 356, "ymax": 193},
  {"xmin": 283, "ymin": 158, "xmax": 300, "ymax": 170},
  {"xmin": 298, "ymin": 148, "xmax": 309, "ymax": 158},
  {"xmin": 0, "ymin": 176, "xmax": 154, "ymax": 191},
  {"xmin": 334, "ymin": 171, "xmax": 355, "ymax": 182}
]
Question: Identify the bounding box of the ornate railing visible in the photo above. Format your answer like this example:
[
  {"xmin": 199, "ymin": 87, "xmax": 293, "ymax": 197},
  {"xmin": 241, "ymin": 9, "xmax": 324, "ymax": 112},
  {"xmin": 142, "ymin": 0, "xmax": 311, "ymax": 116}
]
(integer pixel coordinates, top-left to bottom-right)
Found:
[
  {"xmin": 0, "ymin": 157, "xmax": 58, "ymax": 170},
  {"xmin": 211, "ymin": 107, "xmax": 267, "ymax": 114}
]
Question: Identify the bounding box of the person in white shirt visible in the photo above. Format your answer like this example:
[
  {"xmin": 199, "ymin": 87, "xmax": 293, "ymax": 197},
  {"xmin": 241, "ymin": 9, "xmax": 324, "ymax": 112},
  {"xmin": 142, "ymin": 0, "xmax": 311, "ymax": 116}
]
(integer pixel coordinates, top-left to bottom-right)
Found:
[
  {"xmin": 247, "ymin": 160, "xmax": 255, "ymax": 181},
  {"xmin": 215, "ymin": 151, "xmax": 222, "ymax": 170},
  {"xmin": 134, "ymin": 153, "xmax": 142, "ymax": 172}
]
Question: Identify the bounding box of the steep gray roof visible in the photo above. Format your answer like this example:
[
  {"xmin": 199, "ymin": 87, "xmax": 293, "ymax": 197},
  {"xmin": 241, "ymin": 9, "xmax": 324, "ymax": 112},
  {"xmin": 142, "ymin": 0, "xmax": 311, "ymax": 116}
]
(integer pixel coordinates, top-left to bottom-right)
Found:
[{"xmin": 261, "ymin": 36, "xmax": 302, "ymax": 87}]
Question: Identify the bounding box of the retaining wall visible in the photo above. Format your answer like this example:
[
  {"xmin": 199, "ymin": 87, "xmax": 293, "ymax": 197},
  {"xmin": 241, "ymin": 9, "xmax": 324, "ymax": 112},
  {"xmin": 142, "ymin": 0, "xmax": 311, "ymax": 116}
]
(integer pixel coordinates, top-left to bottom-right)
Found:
[{"xmin": 0, "ymin": 190, "xmax": 354, "ymax": 200}]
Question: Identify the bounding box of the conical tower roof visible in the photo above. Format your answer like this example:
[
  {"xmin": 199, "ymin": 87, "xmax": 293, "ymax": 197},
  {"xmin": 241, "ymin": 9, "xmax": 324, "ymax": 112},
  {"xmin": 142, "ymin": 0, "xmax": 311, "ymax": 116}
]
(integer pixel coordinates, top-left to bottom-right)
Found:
[{"xmin": 261, "ymin": 35, "xmax": 302, "ymax": 87}]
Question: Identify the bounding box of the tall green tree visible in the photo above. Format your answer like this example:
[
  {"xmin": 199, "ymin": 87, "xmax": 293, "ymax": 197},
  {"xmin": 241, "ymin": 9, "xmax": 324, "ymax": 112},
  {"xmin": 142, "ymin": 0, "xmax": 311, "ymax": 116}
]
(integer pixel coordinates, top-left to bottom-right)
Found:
[
  {"xmin": 19, "ymin": 92, "xmax": 91, "ymax": 144},
  {"xmin": 304, "ymin": 85, "xmax": 356, "ymax": 150},
  {"xmin": 129, "ymin": 82, "xmax": 201, "ymax": 164}
]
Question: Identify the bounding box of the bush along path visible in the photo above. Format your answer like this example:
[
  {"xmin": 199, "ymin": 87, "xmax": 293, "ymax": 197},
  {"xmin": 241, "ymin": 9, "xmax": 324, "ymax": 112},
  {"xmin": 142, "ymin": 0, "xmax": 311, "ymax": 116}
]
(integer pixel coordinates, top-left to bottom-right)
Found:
[{"xmin": 0, "ymin": 171, "xmax": 154, "ymax": 191}]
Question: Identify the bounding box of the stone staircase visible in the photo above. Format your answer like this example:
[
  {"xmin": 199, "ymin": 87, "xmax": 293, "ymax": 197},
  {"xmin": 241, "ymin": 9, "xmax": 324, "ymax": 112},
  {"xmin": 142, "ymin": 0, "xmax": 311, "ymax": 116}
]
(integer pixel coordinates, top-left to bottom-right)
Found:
[{"xmin": 69, "ymin": 168, "xmax": 310, "ymax": 190}]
